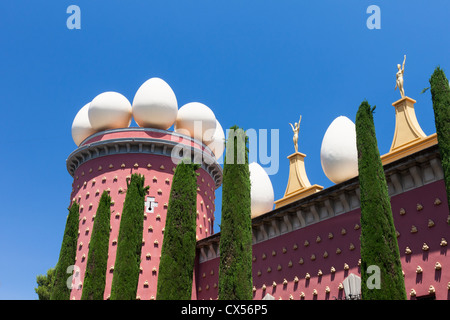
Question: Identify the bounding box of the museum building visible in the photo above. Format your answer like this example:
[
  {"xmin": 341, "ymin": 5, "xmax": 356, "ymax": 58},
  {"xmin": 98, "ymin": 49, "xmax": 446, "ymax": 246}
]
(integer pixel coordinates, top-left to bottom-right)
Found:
[{"xmin": 66, "ymin": 77, "xmax": 449, "ymax": 300}]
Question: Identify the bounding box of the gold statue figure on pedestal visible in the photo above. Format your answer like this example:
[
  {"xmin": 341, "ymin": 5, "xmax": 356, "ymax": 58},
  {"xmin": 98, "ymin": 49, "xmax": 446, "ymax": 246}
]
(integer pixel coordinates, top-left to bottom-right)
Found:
[
  {"xmin": 381, "ymin": 53, "xmax": 438, "ymax": 166},
  {"xmin": 289, "ymin": 115, "xmax": 302, "ymax": 153},
  {"xmin": 275, "ymin": 114, "xmax": 323, "ymax": 208},
  {"xmin": 395, "ymin": 55, "xmax": 406, "ymax": 98}
]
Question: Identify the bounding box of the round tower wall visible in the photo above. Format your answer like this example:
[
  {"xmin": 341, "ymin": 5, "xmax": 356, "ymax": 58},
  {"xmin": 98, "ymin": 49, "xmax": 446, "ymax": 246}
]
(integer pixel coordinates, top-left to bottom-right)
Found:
[{"xmin": 67, "ymin": 129, "xmax": 220, "ymax": 300}]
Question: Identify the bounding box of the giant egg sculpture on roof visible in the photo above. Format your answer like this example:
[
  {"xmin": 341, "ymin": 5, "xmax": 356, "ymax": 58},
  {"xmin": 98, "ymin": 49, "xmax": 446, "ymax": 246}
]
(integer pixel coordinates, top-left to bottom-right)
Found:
[
  {"xmin": 249, "ymin": 162, "xmax": 275, "ymax": 218},
  {"xmin": 320, "ymin": 116, "xmax": 359, "ymax": 184},
  {"xmin": 132, "ymin": 77, "xmax": 178, "ymax": 130},
  {"xmin": 175, "ymin": 102, "xmax": 217, "ymax": 143},
  {"xmin": 71, "ymin": 102, "xmax": 97, "ymax": 146},
  {"xmin": 88, "ymin": 91, "xmax": 132, "ymax": 131}
]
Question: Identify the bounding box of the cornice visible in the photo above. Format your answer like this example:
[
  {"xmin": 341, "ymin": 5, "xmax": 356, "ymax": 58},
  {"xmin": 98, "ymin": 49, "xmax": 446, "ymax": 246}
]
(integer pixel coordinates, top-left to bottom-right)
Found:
[{"xmin": 66, "ymin": 128, "xmax": 223, "ymax": 189}]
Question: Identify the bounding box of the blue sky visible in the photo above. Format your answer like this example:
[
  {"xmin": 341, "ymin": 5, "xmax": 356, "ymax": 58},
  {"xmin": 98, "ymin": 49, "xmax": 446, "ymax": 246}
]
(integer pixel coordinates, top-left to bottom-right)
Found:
[{"xmin": 0, "ymin": 1, "xmax": 448, "ymax": 299}]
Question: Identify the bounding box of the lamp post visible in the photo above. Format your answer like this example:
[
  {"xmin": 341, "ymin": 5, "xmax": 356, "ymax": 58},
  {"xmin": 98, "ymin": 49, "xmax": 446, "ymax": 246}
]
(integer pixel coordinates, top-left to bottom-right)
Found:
[{"xmin": 342, "ymin": 273, "xmax": 361, "ymax": 300}]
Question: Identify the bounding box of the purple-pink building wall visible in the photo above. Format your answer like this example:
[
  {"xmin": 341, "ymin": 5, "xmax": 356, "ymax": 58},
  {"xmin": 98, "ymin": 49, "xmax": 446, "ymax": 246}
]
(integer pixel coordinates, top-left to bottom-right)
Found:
[{"xmin": 195, "ymin": 179, "xmax": 449, "ymax": 300}]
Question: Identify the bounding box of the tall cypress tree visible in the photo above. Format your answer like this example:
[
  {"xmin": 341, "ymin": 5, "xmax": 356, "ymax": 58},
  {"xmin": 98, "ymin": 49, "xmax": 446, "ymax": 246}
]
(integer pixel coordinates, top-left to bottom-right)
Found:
[
  {"xmin": 110, "ymin": 174, "xmax": 149, "ymax": 300},
  {"xmin": 356, "ymin": 101, "xmax": 406, "ymax": 300},
  {"xmin": 218, "ymin": 126, "xmax": 252, "ymax": 300},
  {"xmin": 156, "ymin": 161, "xmax": 200, "ymax": 300},
  {"xmin": 429, "ymin": 67, "xmax": 450, "ymax": 215},
  {"xmin": 81, "ymin": 191, "xmax": 111, "ymax": 300},
  {"xmin": 50, "ymin": 201, "xmax": 80, "ymax": 300}
]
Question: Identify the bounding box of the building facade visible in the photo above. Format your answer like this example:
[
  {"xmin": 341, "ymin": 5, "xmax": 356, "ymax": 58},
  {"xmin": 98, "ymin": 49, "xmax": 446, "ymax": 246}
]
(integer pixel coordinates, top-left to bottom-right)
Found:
[{"xmin": 65, "ymin": 94, "xmax": 449, "ymax": 300}]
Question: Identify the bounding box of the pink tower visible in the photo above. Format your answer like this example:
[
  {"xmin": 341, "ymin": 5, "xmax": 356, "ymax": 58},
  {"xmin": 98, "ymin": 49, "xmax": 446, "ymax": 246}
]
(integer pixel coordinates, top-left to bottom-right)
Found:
[{"xmin": 66, "ymin": 127, "xmax": 223, "ymax": 300}]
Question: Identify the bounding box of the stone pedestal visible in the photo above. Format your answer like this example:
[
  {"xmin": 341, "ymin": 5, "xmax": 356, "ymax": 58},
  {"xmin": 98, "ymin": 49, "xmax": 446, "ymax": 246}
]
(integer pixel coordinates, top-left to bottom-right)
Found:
[
  {"xmin": 381, "ymin": 96, "xmax": 437, "ymax": 165},
  {"xmin": 274, "ymin": 152, "xmax": 323, "ymax": 208}
]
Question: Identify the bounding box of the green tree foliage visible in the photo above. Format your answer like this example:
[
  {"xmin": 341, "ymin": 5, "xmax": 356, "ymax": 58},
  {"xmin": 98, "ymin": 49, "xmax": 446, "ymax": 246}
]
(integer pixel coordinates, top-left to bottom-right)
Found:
[
  {"xmin": 429, "ymin": 67, "xmax": 450, "ymax": 215},
  {"xmin": 35, "ymin": 268, "xmax": 55, "ymax": 300},
  {"xmin": 50, "ymin": 202, "xmax": 80, "ymax": 300},
  {"xmin": 110, "ymin": 174, "xmax": 149, "ymax": 300},
  {"xmin": 81, "ymin": 191, "xmax": 111, "ymax": 300},
  {"xmin": 355, "ymin": 101, "xmax": 406, "ymax": 300},
  {"xmin": 157, "ymin": 161, "xmax": 200, "ymax": 300},
  {"xmin": 218, "ymin": 126, "xmax": 253, "ymax": 300}
]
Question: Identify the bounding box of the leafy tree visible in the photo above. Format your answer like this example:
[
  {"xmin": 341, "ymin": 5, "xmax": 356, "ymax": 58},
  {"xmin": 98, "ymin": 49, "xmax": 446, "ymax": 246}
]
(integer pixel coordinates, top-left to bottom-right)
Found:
[
  {"xmin": 35, "ymin": 268, "xmax": 55, "ymax": 300},
  {"xmin": 81, "ymin": 191, "xmax": 111, "ymax": 300},
  {"xmin": 429, "ymin": 67, "xmax": 450, "ymax": 216},
  {"xmin": 110, "ymin": 174, "xmax": 149, "ymax": 300},
  {"xmin": 218, "ymin": 126, "xmax": 253, "ymax": 300},
  {"xmin": 356, "ymin": 101, "xmax": 406, "ymax": 300},
  {"xmin": 157, "ymin": 161, "xmax": 199, "ymax": 300},
  {"xmin": 50, "ymin": 202, "xmax": 80, "ymax": 300}
]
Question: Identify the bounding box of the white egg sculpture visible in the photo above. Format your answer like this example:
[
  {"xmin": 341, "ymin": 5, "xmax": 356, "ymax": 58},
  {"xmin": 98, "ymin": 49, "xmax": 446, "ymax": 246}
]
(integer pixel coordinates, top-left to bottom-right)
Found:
[
  {"xmin": 88, "ymin": 91, "xmax": 132, "ymax": 131},
  {"xmin": 175, "ymin": 102, "xmax": 216, "ymax": 143},
  {"xmin": 206, "ymin": 120, "xmax": 225, "ymax": 160},
  {"xmin": 249, "ymin": 162, "xmax": 275, "ymax": 218},
  {"xmin": 132, "ymin": 77, "xmax": 178, "ymax": 129},
  {"xmin": 320, "ymin": 116, "xmax": 359, "ymax": 184},
  {"xmin": 71, "ymin": 102, "xmax": 97, "ymax": 146}
]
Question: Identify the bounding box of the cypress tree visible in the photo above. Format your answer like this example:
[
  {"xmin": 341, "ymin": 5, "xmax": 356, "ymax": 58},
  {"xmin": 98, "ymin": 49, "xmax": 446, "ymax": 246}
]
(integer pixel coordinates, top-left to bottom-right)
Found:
[
  {"xmin": 50, "ymin": 201, "xmax": 80, "ymax": 300},
  {"xmin": 429, "ymin": 67, "xmax": 450, "ymax": 215},
  {"xmin": 218, "ymin": 126, "xmax": 252, "ymax": 300},
  {"xmin": 81, "ymin": 191, "xmax": 111, "ymax": 300},
  {"xmin": 110, "ymin": 174, "xmax": 149, "ymax": 300},
  {"xmin": 356, "ymin": 100, "xmax": 406, "ymax": 300},
  {"xmin": 156, "ymin": 161, "xmax": 200, "ymax": 300}
]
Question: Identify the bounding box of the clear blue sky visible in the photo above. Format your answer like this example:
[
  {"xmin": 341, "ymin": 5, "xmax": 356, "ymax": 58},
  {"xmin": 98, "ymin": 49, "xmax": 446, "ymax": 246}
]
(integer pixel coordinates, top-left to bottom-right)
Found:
[{"xmin": 0, "ymin": 1, "xmax": 448, "ymax": 299}]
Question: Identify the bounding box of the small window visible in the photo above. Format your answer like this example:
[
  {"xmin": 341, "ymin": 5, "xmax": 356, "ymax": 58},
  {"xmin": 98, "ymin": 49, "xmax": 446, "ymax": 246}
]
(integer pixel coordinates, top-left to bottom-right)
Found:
[{"xmin": 145, "ymin": 196, "xmax": 159, "ymax": 213}]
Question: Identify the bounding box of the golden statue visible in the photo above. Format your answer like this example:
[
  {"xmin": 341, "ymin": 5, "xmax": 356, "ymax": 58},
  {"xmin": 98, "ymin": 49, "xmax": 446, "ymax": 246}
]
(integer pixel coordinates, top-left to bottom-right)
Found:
[
  {"xmin": 395, "ymin": 55, "xmax": 406, "ymax": 98},
  {"xmin": 289, "ymin": 115, "xmax": 302, "ymax": 153}
]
